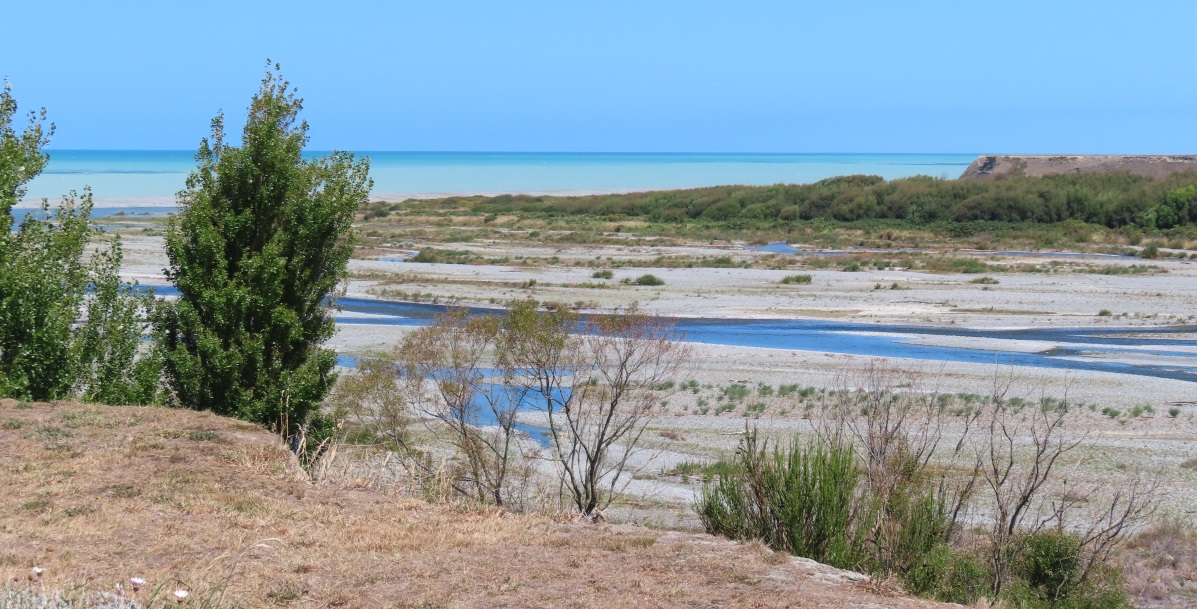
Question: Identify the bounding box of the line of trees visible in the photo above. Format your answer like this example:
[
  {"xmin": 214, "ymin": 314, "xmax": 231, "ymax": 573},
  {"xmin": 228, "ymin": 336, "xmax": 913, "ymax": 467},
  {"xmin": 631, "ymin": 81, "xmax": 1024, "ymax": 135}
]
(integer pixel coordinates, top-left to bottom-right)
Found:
[
  {"xmin": 1, "ymin": 84, "xmax": 158, "ymax": 404},
  {"xmin": 464, "ymin": 171, "xmax": 1197, "ymax": 230},
  {"xmin": 0, "ymin": 67, "xmax": 369, "ymax": 455}
]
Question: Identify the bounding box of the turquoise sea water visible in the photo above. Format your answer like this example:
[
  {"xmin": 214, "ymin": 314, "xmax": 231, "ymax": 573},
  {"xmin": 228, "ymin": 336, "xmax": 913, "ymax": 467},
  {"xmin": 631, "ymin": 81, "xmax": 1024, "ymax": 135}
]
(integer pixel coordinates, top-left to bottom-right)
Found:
[{"xmin": 26, "ymin": 151, "xmax": 977, "ymax": 201}]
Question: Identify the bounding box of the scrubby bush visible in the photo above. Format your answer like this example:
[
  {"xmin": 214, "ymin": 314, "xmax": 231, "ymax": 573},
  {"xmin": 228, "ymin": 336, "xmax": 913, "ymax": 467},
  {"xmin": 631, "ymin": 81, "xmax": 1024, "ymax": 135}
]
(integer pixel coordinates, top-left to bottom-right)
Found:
[
  {"xmin": 157, "ymin": 65, "xmax": 370, "ymax": 435},
  {"xmin": 469, "ymin": 171, "xmax": 1197, "ymax": 230},
  {"xmin": 698, "ymin": 363, "xmax": 1146, "ymax": 609},
  {"xmin": 1002, "ymin": 531, "xmax": 1132, "ymax": 609},
  {"xmin": 632, "ymin": 274, "xmax": 665, "ymax": 286},
  {"xmin": 699, "ymin": 428, "xmax": 1136, "ymax": 609},
  {"xmin": 697, "ymin": 431, "xmax": 862, "ymax": 568}
]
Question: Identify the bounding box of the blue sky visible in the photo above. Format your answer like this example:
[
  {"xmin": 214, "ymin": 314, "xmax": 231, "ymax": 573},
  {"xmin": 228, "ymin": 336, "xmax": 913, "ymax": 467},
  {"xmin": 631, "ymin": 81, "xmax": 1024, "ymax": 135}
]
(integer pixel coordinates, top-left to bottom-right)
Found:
[{"xmin": 5, "ymin": 0, "xmax": 1195, "ymax": 152}]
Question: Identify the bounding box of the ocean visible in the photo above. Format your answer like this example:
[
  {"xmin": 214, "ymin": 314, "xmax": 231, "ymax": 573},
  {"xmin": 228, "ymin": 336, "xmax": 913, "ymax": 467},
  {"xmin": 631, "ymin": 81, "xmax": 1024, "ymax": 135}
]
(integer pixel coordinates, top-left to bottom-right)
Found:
[{"xmin": 25, "ymin": 151, "xmax": 977, "ymax": 202}]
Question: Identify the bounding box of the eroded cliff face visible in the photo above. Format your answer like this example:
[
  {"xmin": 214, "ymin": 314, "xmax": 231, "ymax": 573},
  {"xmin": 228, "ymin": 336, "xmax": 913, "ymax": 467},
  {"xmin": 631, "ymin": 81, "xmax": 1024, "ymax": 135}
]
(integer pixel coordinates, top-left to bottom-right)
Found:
[{"xmin": 960, "ymin": 154, "xmax": 1197, "ymax": 180}]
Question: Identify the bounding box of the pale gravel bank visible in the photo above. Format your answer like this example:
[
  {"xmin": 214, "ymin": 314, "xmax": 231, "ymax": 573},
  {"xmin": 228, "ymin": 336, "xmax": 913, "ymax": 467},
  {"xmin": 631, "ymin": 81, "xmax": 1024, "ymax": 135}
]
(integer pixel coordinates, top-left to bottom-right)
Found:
[{"xmin": 110, "ymin": 231, "xmax": 1195, "ymax": 408}]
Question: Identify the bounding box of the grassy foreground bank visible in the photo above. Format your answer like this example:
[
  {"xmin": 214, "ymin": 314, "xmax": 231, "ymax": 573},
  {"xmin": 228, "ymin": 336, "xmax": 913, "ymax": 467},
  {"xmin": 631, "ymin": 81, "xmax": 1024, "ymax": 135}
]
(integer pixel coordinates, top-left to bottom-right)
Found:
[{"xmin": 0, "ymin": 399, "xmax": 949, "ymax": 609}]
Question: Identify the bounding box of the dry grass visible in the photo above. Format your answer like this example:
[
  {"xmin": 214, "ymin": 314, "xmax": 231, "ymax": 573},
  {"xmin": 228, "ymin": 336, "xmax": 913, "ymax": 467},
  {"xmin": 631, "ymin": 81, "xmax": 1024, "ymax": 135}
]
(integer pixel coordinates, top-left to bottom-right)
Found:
[
  {"xmin": 0, "ymin": 399, "xmax": 949, "ymax": 609},
  {"xmin": 1120, "ymin": 519, "xmax": 1197, "ymax": 609}
]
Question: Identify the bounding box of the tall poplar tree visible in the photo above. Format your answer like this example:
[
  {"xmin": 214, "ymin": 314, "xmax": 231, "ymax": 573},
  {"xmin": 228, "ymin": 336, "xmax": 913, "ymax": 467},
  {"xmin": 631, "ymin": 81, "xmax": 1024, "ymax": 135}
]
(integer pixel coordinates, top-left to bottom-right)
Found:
[
  {"xmin": 158, "ymin": 65, "xmax": 371, "ymax": 432},
  {"xmin": 1, "ymin": 82, "xmax": 158, "ymax": 404}
]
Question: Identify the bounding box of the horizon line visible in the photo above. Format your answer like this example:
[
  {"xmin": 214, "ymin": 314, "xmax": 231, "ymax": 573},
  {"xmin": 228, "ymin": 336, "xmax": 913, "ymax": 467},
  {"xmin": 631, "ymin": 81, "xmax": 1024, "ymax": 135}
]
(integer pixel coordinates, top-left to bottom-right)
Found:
[{"xmin": 41, "ymin": 149, "xmax": 986, "ymax": 155}]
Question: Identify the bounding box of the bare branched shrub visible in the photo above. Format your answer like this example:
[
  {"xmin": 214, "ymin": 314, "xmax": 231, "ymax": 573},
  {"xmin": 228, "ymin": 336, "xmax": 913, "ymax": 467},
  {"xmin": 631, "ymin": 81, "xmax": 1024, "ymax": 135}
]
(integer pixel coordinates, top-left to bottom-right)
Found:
[
  {"xmin": 326, "ymin": 301, "xmax": 689, "ymax": 514},
  {"xmin": 328, "ymin": 355, "xmax": 413, "ymax": 452},
  {"xmin": 969, "ymin": 373, "xmax": 1159, "ymax": 601},
  {"xmin": 503, "ymin": 300, "xmax": 691, "ymax": 518},
  {"xmin": 396, "ymin": 309, "xmax": 539, "ymax": 508},
  {"xmin": 1074, "ymin": 477, "xmax": 1159, "ymax": 584},
  {"xmin": 974, "ymin": 380, "xmax": 1086, "ymax": 596}
]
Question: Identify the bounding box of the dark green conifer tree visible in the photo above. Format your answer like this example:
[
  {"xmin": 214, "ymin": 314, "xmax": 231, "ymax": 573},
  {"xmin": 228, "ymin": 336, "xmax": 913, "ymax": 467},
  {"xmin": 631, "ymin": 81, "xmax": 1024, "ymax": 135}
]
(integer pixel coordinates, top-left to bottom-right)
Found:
[{"xmin": 158, "ymin": 65, "xmax": 371, "ymax": 432}]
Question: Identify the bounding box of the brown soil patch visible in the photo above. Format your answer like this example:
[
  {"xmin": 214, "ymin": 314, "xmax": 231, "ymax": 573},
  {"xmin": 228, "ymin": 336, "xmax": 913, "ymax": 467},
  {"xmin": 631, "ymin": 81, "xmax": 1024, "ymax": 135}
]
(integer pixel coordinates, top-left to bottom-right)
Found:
[
  {"xmin": 0, "ymin": 399, "xmax": 949, "ymax": 608},
  {"xmin": 960, "ymin": 154, "xmax": 1197, "ymax": 180}
]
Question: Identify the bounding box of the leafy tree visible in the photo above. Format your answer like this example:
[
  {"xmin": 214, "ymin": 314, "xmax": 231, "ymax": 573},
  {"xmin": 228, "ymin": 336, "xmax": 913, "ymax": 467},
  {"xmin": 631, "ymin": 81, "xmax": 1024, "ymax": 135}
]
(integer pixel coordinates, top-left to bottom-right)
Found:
[
  {"xmin": 74, "ymin": 234, "xmax": 162, "ymax": 405},
  {"xmin": 0, "ymin": 193, "xmax": 91, "ymax": 399},
  {"xmin": 0, "ymin": 82, "xmax": 51, "ymax": 226},
  {"xmin": 0, "ymin": 83, "xmax": 156, "ymax": 402},
  {"xmin": 157, "ymin": 65, "xmax": 371, "ymax": 434}
]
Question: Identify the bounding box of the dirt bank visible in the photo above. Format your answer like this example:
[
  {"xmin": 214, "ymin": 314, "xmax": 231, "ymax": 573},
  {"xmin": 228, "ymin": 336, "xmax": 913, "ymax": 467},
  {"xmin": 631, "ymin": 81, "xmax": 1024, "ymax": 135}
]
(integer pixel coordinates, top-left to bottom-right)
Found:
[
  {"xmin": 0, "ymin": 399, "xmax": 949, "ymax": 609},
  {"xmin": 960, "ymin": 154, "xmax": 1197, "ymax": 180}
]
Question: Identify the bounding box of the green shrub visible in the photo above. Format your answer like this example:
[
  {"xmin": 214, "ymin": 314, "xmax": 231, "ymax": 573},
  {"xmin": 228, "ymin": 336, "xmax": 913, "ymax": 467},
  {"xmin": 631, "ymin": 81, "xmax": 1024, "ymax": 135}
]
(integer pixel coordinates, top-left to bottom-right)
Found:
[
  {"xmin": 696, "ymin": 431, "xmax": 862, "ymax": 569},
  {"xmin": 667, "ymin": 459, "xmax": 737, "ymax": 483},
  {"xmin": 157, "ymin": 67, "xmax": 369, "ymax": 434},
  {"xmin": 1003, "ymin": 531, "xmax": 1131, "ymax": 609},
  {"xmin": 1015, "ymin": 531, "xmax": 1082, "ymax": 603},
  {"xmin": 780, "ymin": 274, "xmax": 812, "ymax": 284},
  {"xmin": 906, "ymin": 544, "xmax": 990, "ymax": 605},
  {"xmin": 720, "ymin": 383, "xmax": 749, "ymax": 402},
  {"xmin": 713, "ymin": 402, "xmax": 737, "ymax": 415},
  {"xmin": 1140, "ymin": 243, "xmax": 1159, "ymax": 259},
  {"xmin": 409, "ymin": 248, "xmax": 475, "ymax": 264},
  {"xmin": 633, "ymin": 273, "xmax": 665, "ymax": 286},
  {"xmin": 591, "ymin": 269, "xmax": 614, "ymax": 279},
  {"xmin": 926, "ymin": 257, "xmax": 991, "ymax": 274}
]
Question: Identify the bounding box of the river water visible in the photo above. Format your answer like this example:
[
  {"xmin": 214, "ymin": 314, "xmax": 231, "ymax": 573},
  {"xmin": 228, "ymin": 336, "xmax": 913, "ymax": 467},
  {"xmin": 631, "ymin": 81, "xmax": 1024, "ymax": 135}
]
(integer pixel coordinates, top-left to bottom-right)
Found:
[{"xmin": 323, "ymin": 297, "xmax": 1197, "ymax": 383}]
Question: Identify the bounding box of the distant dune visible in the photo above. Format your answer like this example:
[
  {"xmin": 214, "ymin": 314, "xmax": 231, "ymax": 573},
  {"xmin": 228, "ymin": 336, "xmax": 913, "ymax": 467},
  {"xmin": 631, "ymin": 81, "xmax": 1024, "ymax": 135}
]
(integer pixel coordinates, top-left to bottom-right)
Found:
[{"xmin": 959, "ymin": 154, "xmax": 1197, "ymax": 180}]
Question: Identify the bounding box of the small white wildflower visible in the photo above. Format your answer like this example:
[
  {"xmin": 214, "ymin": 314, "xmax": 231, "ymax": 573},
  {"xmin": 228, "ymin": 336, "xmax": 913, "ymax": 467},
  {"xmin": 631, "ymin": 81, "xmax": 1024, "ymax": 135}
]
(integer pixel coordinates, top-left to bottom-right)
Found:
[
  {"xmin": 174, "ymin": 589, "xmax": 189, "ymax": 602},
  {"xmin": 130, "ymin": 576, "xmax": 146, "ymax": 591}
]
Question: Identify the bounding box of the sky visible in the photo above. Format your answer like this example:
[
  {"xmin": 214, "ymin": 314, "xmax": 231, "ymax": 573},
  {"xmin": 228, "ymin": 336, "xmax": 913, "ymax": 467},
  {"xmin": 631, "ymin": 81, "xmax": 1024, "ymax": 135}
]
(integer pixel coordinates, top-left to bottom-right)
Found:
[{"xmin": 5, "ymin": 0, "xmax": 1196, "ymax": 153}]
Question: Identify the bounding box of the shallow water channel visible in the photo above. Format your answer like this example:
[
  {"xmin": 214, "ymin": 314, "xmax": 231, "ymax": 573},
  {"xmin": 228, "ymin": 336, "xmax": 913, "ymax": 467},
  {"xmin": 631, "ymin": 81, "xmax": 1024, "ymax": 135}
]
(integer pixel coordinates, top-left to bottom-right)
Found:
[
  {"xmin": 326, "ymin": 297, "xmax": 1197, "ymax": 445},
  {"xmin": 327, "ymin": 297, "xmax": 1197, "ymax": 383},
  {"xmin": 141, "ymin": 287, "xmax": 1196, "ymax": 446}
]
